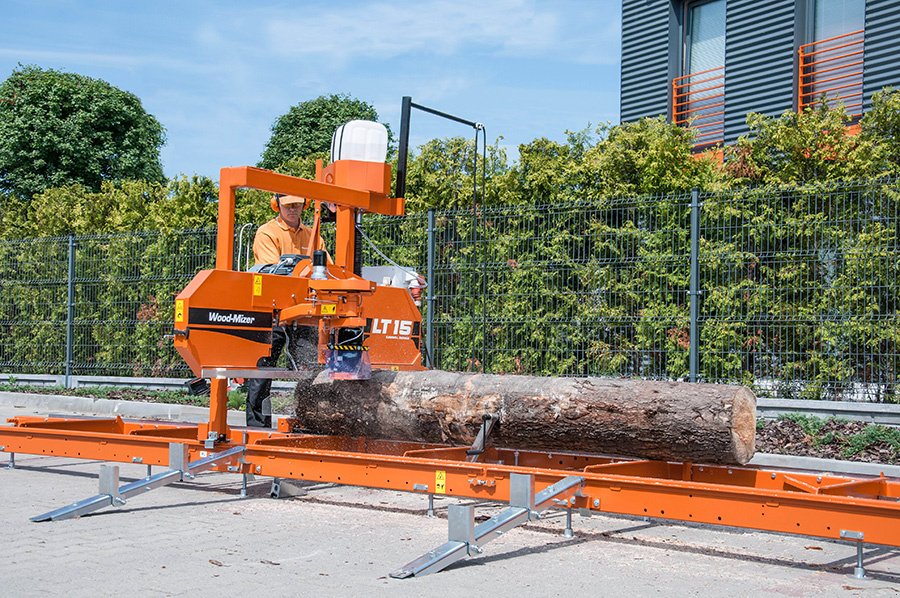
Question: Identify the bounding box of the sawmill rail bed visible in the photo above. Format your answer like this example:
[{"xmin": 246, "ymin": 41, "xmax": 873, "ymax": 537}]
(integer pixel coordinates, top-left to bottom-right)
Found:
[{"xmin": 2, "ymin": 414, "xmax": 898, "ymax": 550}]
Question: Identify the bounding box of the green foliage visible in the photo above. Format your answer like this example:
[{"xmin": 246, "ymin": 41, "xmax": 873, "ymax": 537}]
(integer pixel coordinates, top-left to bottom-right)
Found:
[
  {"xmin": 404, "ymin": 136, "xmax": 511, "ymax": 211},
  {"xmin": 724, "ymin": 101, "xmax": 877, "ymax": 185},
  {"xmin": 779, "ymin": 413, "xmax": 828, "ymax": 436},
  {"xmin": 259, "ymin": 94, "xmax": 384, "ymax": 170},
  {"xmin": 0, "ymin": 65, "xmax": 165, "ymax": 199},
  {"xmin": 0, "ymin": 177, "xmax": 217, "ymax": 238},
  {"xmin": 843, "ymin": 424, "xmax": 900, "ymax": 458},
  {"xmin": 574, "ymin": 118, "xmax": 723, "ymax": 197},
  {"xmin": 858, "ymin": 87, "xmax": 900, "ymax": 175}
]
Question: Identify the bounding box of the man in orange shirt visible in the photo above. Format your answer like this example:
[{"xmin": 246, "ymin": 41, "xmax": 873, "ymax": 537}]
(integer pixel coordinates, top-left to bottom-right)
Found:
[
  {"xmin": 253, "ymin": 194, "xmax": 328, "ymax": 264},
  {"xmin": 247, "ymin": 194, "xmax": 327, "ymax": 427}
]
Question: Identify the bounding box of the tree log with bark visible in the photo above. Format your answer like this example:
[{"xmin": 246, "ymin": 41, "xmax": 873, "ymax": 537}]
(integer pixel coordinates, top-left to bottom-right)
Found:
[{"xmin": 293, "ymin": 370, "xmax": 756, "ymax": 465}]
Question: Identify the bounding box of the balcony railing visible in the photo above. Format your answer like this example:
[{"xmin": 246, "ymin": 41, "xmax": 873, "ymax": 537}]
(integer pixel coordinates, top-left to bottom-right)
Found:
[
  {"xmin": 798, "ymin": 29, "xmax": 864, "ymax": 117},
  {"xmin": 673, "ymin": 66, "xmax": 725, "ymax": 149}
]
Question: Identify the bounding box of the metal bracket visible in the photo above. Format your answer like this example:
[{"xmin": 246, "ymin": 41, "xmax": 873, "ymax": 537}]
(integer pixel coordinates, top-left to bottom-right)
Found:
[
  {"xmin": 98, "ymin": 464, "xmax": 126, "ymax": 507},
  {"xmin": 270, "ymin": 478, "xmax": 308, "ymax": 498},
  {"xmin": 465, "ymin": 414, "xmax": 499, "ymax": 462},
  {"xmin": 391, "ymin": 474, "xmax": 584, "ymax": 578}
]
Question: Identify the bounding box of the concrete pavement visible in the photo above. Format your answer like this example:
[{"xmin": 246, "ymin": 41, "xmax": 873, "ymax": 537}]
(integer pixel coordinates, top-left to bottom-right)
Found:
[{"xmin": 1, "ymin": 401, "xmax": 898, "ymax": 597}]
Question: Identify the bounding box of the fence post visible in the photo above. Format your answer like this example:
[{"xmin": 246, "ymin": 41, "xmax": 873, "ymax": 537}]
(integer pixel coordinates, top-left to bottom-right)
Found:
[
  {"xmin": 689, "ymin": 189, "xmax": 701, "ymax": 383},
  {"xmin": 426, "ymin": 209, "xmax": 436, "ymax": 369},
  {"xmin": 65, "ymin": 233, "xmax": 76, "ymax": 388}
]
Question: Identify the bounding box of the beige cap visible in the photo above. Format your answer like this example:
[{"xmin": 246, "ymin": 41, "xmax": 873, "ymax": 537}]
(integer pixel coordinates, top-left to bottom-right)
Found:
[{"xmin": 279, "ymin": 194, "xmax": 305, "ymax": 205}]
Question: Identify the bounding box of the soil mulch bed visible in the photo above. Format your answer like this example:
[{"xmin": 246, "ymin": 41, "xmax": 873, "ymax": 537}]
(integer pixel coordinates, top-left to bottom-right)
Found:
[{"xmin": 756, "ymin": 418, "xmax": 898, "ymax": 465}]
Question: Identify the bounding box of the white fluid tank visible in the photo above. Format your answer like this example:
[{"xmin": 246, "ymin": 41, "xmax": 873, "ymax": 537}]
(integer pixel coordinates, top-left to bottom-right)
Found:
[{"xmin": 331, "ymin": 120, "xmax": 388, "ymax": 163}]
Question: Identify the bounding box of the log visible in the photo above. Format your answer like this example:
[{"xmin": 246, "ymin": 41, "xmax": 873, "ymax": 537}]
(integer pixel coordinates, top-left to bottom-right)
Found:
[{"xmin": 293, "ymin": 370, "xmax": 757, "ymax": 465}]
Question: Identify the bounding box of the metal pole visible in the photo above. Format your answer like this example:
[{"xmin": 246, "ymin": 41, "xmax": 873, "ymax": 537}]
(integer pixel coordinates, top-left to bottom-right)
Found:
[
  {"xmin": 689, "ymin": 189, "xmax": 700, "ymax": 383},
  {"xmin": 65, "ymin": 233, "xmax": 76, "ymax": 389},
  {"xmin": 395, "ymin": 96, "xmax": 412, "ymax": 199},
  {"xmin": 426, "ymin": 494, "xmax": 435, "ymax": 517},
  {"xmin": 564, "ymin": 508, "xmax": 574, "ymax": 538},
  {"xmin": 426, "ymin": 209, "xmax": 436, "ymax": 368},
  {"xmin": 853, "ymin": 542, "xmax": 866, "ymax": 579}
]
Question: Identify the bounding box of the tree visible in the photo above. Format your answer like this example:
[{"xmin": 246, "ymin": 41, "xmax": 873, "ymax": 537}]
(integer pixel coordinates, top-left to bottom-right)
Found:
[
  {"xmin": 858, "ymin": 87, "xmax": 900, "ymax": 176},
  {"xmin": 0, "ymin": 65, "xmax": 166, "ymax": 199},
  {"xmin": 259, "ymin": 94, "xmax": 386, "ymax": 170},
  {"xmin": 723, "ymin": 101, "xmax": 877, "ymax": 185},
  {"xmin": 404, "ymin": 136, "xmax": 510, "ymax": 211}
]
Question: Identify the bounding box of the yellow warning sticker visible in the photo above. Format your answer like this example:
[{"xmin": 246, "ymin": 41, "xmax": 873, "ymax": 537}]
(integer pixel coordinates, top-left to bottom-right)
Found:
[
  {"xmin": 253, "ymin": 275, "xmax": 263, "ymax": 296},
  {"xmin": 320, "ymin": 304, "xmax": 336, "ymax": 315},
  {"xmin": 435, "ymin": 470, "xmax": 446, "ymax": 494},
  {"xmin": 174, "ymin": 299, "xmax": 185, "ymax": 323}
]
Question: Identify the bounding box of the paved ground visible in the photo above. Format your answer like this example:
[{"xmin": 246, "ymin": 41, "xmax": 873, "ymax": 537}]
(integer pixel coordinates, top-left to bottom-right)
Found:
[{"xmin": 1, "ymin": 402, "xmax": 898, "ymax": 597}]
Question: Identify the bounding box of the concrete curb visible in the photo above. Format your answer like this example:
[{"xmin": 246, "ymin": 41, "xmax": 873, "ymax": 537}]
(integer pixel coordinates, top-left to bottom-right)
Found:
[
  {"xmin": 748, "ymin": 453, "xmax": 900, "ymax": 478},
  {"xmin": 0, "ymin": 391, "xmax": 249, "ymax": 427}
]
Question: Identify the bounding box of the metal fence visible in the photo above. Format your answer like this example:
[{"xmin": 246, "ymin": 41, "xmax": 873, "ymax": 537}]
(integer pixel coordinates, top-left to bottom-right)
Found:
[{"xmin": 1, "ymin": 180, "xmax": 897, "ymax": 402}]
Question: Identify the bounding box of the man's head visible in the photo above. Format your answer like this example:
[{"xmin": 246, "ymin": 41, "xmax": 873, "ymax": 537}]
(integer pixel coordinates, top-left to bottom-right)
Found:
[{"xmin": 274, "ymin": 194, "xmax": 306, "ymax": 228}]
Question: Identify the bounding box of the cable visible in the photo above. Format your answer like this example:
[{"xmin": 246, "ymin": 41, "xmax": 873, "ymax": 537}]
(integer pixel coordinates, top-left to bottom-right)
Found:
[
  {"xmin": 276, "ymin": 325, "xmax": 299, "ymax": 370},
  {"xmin": 355, "ymin": 224, "xmax": 428, "ymax": 288}
]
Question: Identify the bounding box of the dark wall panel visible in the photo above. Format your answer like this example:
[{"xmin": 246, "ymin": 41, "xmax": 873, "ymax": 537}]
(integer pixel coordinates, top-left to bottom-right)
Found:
[
  {"xmin": 724, "ymin": 0, "xmax": 797, "ymax": 144},
  {"xmin": 864, "ymin": 0, "xmax": 900, "ymax": 109},
  {"xmin": 620, "ymin": 0, "xmax": 673, "ymax": 122}
]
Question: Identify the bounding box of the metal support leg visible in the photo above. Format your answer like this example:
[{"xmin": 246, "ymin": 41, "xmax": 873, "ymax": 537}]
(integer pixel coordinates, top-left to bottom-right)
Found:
[
  {"xmin": 7, "ymin": 452, "xmax": 14, "ymax": 469},
  {"xmin": 98, "ymin": 464, "xmax": 125, "ymax": 507},
  {"xmin": 854, "ymin": 542, "xmax": 866, "ymax": 579},
  {"xmin": 564, "ymin": 508, "xmax": 574, "ymax": 538},
  {"xmin": 841, "ymin": 530, "xmax": 867, "ymax": 580},
  {"xmin": 392, "ymin": 475, "xmax": 585, "ymax": 578},
  {"xmin": 31, "ymin": 445, "xmax": 244, "ymax": 522},
  {"xmin": 241, "ymin": 473, "xmax": 248, "ymax": 498},
  {"xmin": 426, "ymin": 494, "xmax": 435, "ymax": 517},
  {"xmin": 146, "ymin": 465, "xmax": 152, "ymax": 478}
]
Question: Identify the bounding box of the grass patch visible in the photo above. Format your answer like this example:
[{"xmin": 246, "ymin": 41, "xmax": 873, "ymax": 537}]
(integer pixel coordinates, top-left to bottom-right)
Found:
[
  {"xmin": 779, "ymin": 413, "xmax": 828, "ymax": 436},
  {"xmin": 842, "ymin": 425, "xmax": 900, "ymax": 458}
]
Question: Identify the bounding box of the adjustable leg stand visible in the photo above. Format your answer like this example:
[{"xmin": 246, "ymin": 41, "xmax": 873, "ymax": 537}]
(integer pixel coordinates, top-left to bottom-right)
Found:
[
  {"xmin": 7, "ymin": 451, "xmax": 13, "ymax": 469},
  {"xmin": 841, "ymin": 530, "xmax": 867, "ymax": 580},
  {"xmin": 426, "ymin": 494, "xmax": 435, "ymax": 517}
]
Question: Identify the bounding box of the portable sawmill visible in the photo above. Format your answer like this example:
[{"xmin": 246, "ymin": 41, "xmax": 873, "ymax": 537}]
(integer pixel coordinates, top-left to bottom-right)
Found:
[{"xmin": 1, "ymin": 117, "xmax": 898, "ymax": 579}]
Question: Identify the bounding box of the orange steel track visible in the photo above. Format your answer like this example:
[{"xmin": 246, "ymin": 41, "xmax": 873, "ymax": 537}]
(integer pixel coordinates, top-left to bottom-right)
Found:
[{"xmin": 2, "ymin": 415, "xmax": 898, "ymax": 547}]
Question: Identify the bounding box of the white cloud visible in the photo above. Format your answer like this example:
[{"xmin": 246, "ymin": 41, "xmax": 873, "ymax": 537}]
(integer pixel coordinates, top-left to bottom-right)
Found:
[
  {"xmin": 263, "ymin": 0, "xmax": 562, "ymax": 63},
  {"xmin": 0, "ymin": 47, "xmax": 197, "ymax": 72}
]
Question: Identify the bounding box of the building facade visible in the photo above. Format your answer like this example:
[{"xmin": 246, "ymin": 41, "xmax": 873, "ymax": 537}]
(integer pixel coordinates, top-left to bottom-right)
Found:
[{"xmin": 620, "ymin": 0, "xmax": 900, "ymax": 147}]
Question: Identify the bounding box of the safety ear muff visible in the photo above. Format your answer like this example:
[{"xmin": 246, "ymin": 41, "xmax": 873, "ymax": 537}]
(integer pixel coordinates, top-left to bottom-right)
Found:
[{"xmin": 270, "ymin": 194, "xmax": 281, "ymax": 212}]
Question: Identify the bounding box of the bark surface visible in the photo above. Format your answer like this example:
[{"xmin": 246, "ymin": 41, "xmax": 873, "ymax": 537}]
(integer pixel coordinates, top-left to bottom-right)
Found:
[{"xmin": 294, "ymin": 370, "xmax": 757, "ymax": 465}]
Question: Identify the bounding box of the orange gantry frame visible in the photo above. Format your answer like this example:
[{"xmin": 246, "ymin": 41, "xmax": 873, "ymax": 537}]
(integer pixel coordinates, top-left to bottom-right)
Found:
[{"xmin": 1, "ymin": 161, "xmax": 898, "ymax": 571}]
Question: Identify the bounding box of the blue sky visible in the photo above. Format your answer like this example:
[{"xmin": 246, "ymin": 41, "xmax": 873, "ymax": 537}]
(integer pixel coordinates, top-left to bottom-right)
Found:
[{"xmin": 1, "ymin": 0, "xmax": 622, "ymax": 181}]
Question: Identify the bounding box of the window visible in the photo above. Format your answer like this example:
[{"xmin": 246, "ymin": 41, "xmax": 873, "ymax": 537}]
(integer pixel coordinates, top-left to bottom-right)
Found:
[
  {"xmin": 799, "ymin": 0, "xmax": 865, "ymax": 115},
  {"xmin": 686, "ymin": 0, "xmax": 726, "ymax": 75},
  {"xmin": 814, "ymin": 0, "xmax": 865, "ymax": 41},
  {"xmin": 673, "ymin": 0, "xmax": 726, "ymax": 148}
]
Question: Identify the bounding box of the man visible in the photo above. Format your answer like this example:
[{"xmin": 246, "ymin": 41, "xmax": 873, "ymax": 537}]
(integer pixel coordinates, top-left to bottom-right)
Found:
[
  {"xmin": 246, "ymin": 194, "xmax": 327, "ymax": 428},
  {"xmin": 253, "ymin": 194, "xmax": 328, "ymax": 265}
]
